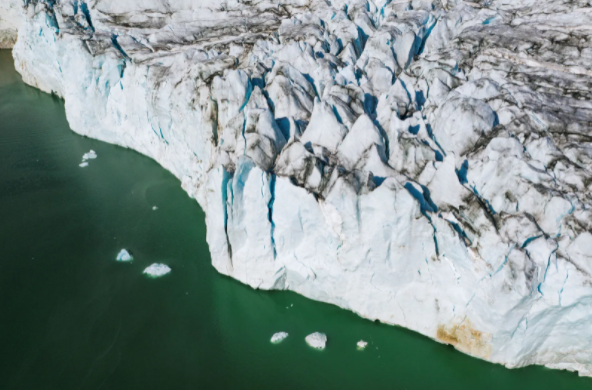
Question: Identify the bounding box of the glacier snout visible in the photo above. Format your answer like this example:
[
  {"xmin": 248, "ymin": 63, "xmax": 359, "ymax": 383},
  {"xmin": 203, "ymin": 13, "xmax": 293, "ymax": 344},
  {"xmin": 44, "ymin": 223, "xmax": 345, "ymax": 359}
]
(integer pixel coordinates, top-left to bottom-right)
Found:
[{"xmin": 4, "ymin": 0, "xmax": 592, "ymax": 376}]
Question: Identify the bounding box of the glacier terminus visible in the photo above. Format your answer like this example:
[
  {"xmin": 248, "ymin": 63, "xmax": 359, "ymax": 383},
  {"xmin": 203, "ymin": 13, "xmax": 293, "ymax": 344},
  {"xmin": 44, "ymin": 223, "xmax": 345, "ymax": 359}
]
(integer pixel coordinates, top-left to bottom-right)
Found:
[{"xmin": 2, "ymin": 0, "xmax": 592, "ymax": 376}]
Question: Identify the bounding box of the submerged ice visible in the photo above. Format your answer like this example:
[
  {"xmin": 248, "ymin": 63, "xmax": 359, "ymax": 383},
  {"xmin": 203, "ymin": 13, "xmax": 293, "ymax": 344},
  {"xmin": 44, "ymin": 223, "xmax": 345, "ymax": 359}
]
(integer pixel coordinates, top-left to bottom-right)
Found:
[{"xmin": 3, "ymin": 0, "xmax": 592, "ymax": 376}]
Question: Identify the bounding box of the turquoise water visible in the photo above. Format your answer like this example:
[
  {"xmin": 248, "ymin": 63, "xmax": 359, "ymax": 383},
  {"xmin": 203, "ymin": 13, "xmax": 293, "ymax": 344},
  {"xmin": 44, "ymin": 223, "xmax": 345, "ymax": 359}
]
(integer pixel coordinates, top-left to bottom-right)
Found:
[{"xmin": 0, "ymin": 50, "xmax": 589, "ymax": 390}]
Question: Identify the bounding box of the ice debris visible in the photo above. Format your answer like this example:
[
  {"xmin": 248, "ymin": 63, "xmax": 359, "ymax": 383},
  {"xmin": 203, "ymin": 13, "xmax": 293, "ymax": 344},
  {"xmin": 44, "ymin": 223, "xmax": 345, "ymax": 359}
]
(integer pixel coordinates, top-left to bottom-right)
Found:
[
  {"xmin": 143, "ymin": 263, "xmax": 171, "ymax": 277},
  {"xmin": 271, "ymin": 332, "xmax": 289, "ymax": 343},
  {"xmin": 82, "ymin": 150, "xmax": 97, "ymax": 161},
  {"xmin": 357, "ymin": 340, "xmax": 368, "ymax": 350},
  {"xmin": 79, "ymin": 149, "xmax": 96, "ymax": 167},
  {"xmin": 305, "ymin": 333, "xmax": 327, "ymax": 350},
  {"xmin": 116, "ymin": 249, "xmax": 133, "ymax": 262}
]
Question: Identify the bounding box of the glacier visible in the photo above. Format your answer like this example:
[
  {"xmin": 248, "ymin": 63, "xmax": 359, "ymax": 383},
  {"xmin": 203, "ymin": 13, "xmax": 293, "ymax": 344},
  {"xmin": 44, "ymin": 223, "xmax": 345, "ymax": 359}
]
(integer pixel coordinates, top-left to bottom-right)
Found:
[{"xmin": 2, "ymin": 0, "xmax": 592, "ymax": 376}]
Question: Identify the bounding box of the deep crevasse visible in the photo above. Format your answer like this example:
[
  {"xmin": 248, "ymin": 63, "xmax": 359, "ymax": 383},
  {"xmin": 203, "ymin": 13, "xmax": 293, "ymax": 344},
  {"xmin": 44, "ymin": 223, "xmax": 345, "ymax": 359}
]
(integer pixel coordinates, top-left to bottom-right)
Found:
[{"xmin": 3, "ymin": 0, "xmax": 592, "ymax": 376}]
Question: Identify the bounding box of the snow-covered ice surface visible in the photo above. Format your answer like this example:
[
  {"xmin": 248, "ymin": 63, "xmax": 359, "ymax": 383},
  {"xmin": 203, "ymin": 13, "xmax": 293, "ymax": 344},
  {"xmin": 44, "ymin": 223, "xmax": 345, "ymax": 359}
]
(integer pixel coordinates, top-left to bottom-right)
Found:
[
  {"xmin": 271, "ymin": 332, "xmax": 289, "ymax": 343},
  {"xmin": 3, "ymin": 0, "xmax": 592, "ymax": 376},
  {"xmin": 305, "ymin": 332, "xmax": 327, "ymax": 349},
  {"xmin": 143, "ymin": 263, "xmax": 171, "ymax": 277},
  {"xmin": 116, "ymin": 249, "xmax": 133, "ymax": 262}
]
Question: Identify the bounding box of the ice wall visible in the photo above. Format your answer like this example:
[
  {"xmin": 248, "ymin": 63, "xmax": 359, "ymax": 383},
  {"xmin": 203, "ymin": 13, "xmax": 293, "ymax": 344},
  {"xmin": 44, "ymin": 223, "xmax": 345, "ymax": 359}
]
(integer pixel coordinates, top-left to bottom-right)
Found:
[
  {"xmin": 0, "ymin": 0, "xmax": 22, "ymax": 48},
  {"xmin": 4, "ymin": 0, "xmax": 592, "ymax": 376}
]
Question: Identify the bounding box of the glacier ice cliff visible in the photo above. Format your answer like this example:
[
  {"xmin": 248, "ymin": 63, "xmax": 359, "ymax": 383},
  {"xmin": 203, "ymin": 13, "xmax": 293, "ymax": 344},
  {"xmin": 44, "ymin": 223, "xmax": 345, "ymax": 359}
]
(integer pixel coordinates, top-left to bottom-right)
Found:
[
  {"xmin": 3, "ymin": 0, "xmax": 592, "ymax": 376},
  {"xmin": 0, "ymin": 0, "xmax": 21, "ymax": 48}
]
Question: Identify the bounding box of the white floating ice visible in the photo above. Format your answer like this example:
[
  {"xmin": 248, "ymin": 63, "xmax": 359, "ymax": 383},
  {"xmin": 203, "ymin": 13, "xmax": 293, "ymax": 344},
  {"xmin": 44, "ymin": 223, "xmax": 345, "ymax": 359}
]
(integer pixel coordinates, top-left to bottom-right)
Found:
[
  {"xmin": 79, "ymin": 149, "xmax": 96, "ymax": 167},
  {"xmin": 116, "ymin": 249, "xmax": 133, "ymax": 262},
  {"xmin": 270, "ymin": 332, "xmax": 289, "ymax": 343},
  {"xmin": 82, "ymin": 150, "xmax": 97, "ymax": 161},
  {"xmin": 152, "ymin": 206, "xmax": 158, "ymax": 210},
  {"xmin": 357, "ymin": 340, "xmax": 368, "ymax": 350},
  {"xmin": 143, "ymin": 263, "xmax": 171, "ymax": 277},
  {"xmin": 305, "ymin": 332, "xmax": 327, "ymax": 350}
]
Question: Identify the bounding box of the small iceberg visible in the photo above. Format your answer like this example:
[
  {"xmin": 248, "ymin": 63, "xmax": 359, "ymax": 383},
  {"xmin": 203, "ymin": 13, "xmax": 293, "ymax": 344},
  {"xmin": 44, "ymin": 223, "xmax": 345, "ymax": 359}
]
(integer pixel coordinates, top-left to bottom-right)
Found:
[
  {"xmin": 143, "ymin": 263, "xmax": 171, "ymax": 277},
  {"xmin": 357, "ymin": 340, "xmax": 368, "ymax": 350},
  {"xmin": 116, "ymin": 249, "xmax": 133, "ymax": 262},
  {"xmin": 79, "ymin": 150, "xmax": 97, "ymax": 167},
  {"xmin": 271, "ymin": 332, "xmax": 289, "ymax": 344},
  {"xmin": 82, "ymin": 150, "xmax": 97, "ymax": 160},
  {"xmin": 305, "ymin": 332, "xmax": 327, "ymax": 349}
]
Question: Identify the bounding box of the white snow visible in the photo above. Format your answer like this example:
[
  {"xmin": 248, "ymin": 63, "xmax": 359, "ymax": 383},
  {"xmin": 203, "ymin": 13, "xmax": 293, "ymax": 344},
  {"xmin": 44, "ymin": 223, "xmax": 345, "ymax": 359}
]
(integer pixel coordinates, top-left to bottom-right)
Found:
[
  {"xmin": 5, "ymin": 0, "xmax": 592, "ymax": 377},
  {"xmin": 116, "ymin": 249, "xmax": 133, "ymax": 262},
  {"xmin": 305, "ymin": 332, "xmax": 327, "ymax": 350},
  {"xmin": 270, "ymin": 332, "xmax": 289, "ymax": 343},
  {"xmin": 143, "ymin": 263, "xmax": 171, "ymax": 277}
]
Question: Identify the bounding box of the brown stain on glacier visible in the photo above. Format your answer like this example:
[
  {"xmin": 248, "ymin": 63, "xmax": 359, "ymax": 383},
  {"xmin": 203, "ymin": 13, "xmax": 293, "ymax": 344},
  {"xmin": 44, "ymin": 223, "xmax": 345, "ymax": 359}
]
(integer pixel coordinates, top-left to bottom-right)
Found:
[{"xmin": 437, "ymin": 320, "xmax": 492, "ymax": 359}]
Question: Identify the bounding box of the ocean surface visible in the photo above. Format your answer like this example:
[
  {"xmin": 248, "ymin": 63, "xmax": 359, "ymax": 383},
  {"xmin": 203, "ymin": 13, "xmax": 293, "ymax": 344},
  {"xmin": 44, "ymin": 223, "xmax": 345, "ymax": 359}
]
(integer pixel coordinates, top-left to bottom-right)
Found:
[{"xmin": 0, "ymin": 49, "xmax": 589, "ymax": 390}]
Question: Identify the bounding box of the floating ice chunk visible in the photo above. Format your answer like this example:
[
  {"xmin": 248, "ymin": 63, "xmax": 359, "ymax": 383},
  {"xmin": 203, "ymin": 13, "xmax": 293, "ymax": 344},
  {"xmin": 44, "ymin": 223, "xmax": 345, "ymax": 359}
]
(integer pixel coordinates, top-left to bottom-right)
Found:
[
  {"xmin": 116, "ymin": 249, "xmax": 133, "ymax": 262},
  {"xmin": 357, "ymin": 340, "xmax": 368, "ymax": 350},
  {"xmin": 80, "ymin": 150, "xmax": 97, "ymax": 167},
  {"xmin": 152, "ymin": 206, "xmax": 158, "ymax": 210},
  {"xmin": 82, "ymin": 150, "xmax": 97, "ymax": 161},
  {"xmin": 305, "ymin": 332, "xmax": 327, "ymax": 349},
  {"xmin": 271, "ymin": 332, "xmax": 289, "ymax": 343},
  {"xmin": 143, "ymin": 263, "xmax": 171, "ymax": 277}
]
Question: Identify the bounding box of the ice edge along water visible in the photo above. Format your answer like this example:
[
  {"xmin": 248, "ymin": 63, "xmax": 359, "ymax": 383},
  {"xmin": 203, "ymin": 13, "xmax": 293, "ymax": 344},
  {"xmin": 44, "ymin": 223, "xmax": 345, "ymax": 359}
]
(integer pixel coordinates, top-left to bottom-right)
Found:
[{"xmin": 3, "ymin": 0, "xmax": 592, "ymax": 376}]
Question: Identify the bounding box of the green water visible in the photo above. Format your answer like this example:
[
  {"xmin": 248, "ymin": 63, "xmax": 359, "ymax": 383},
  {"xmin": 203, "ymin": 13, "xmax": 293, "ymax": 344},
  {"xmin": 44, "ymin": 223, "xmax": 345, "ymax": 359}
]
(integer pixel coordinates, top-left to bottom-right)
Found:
[{"xmin": 0, "ymin": 50, "xmax": 589, "ymax": 390}]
